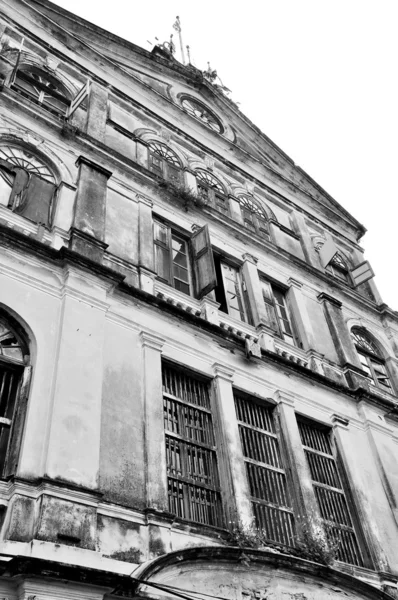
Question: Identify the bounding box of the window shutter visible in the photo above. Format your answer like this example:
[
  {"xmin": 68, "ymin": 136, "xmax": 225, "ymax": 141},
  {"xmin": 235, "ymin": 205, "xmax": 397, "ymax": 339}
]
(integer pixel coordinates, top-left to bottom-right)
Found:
[
  {"xmin": 8, "ymin": 168, "xmax": 30, "ymax": 209},
  {"xmin": 167, "ymin": 163, "xmax": 182, "ymax": 185},
  {"xmin": 350, "ymin": 261, "xmax": 374, "ymax": 287},
  {"xmin": 16, "ymin": 174, "xmax": 57, "ymax": 227},
  {"xmin": 190, "ymin": 224, "xmax": 217, "ymax": 299},
  {"xmin": 4, "ymin": 365, "xmax": 31, "ymax": 478},
  {"xmin": 319, "ymin": 238, "xmax": 339, "ymax": 268},
  {"xmin": 261, "ymin": 280, "xmax": 279, "ymax": 332}
]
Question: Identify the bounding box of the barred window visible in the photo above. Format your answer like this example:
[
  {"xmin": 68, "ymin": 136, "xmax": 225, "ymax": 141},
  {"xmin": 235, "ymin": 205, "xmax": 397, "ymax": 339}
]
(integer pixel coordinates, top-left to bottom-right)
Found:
[
  {"xmin": 298, "ymin": 419, "xmax": 364, "ymax": 566},
  {"xmin": 162, "ymin": 363, "xmax": 223, "ymax": 527},
  {"xmin": 235, "ymin": 393, "xmax": 295, "ymax": 546}
]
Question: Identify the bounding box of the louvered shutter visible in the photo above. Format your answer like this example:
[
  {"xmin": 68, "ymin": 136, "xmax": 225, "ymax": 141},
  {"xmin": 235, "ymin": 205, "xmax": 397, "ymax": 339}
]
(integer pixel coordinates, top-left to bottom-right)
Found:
[
  {"xmin": 166, "ymin": 163, "xmax": 182, "ymax": 185},
  {"xmin": 190, "ymin": 224, "xmax": 217, "ymax": 299}
]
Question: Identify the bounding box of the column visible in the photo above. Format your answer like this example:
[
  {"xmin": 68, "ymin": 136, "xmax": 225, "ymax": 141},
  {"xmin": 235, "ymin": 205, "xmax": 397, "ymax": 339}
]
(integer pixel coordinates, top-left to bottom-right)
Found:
[
  {"xmin": 241, "ymin": 253, "xmax": 268, "ymax": 327},
  {"xmin": 137, "ymin": 195, "xmax": 156, "ymax": 294},
  {"xmin": 275, "ymin": 391, "xmax": 326, "ymax": 540},
  {"xmin": 70, "ymin": 156, "xmax": 111, "ymax": 262},
  {"xmin": 212, "ymin": 363, "xmax": 252, "ymax": 526},
  {"xmin": 332, "ymin": 414, "xmax": 390, "ymax": 571},
  {"xmin": 86, "ymin": 81, "xmax": 108, "ymax": 142},
  {"xmin": 140, "ymin": 331, "xmax": 168, "ymax": 512}
]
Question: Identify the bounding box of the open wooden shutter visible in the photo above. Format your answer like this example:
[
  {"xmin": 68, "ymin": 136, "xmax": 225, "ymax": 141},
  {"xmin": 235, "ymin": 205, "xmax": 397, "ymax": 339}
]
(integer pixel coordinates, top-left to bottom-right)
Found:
[
  {"xmin": 260, "ymin": 280, "xmax": 279, "ymax": 333},
  {"xmin": 15, "ymin": 174, "xmax": 57, "ymax": 227},
  {"xmin": 166, "ymin": 163, "xmax": 182, "ymax": 185},
  {"xmin": 319, "ymin": 238, "xmax": 339, "ymax": 268},
  {"xmin": 190, "ymin": 224, "xmax": 217, "ymax": 299},
  {"xmin": 350, "ymin": 261, "xmax": 374, "ymax": 287},
  {"xmin": 8, "ymin": 167, "xmax": 29, "ymax": 209}
]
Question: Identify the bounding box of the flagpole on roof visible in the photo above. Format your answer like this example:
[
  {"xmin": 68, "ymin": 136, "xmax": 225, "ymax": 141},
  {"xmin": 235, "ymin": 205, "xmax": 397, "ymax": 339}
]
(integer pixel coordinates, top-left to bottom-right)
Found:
[{"xmin": 173, "ymin": 16, "xmax": 185, "ymax": 65}]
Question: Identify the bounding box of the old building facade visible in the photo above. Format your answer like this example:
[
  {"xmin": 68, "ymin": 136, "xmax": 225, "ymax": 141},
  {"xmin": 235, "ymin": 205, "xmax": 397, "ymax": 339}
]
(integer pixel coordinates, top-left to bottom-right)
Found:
[{"xmin": 0, "ymin": 1, "xmax": 397, "ymax": 599}]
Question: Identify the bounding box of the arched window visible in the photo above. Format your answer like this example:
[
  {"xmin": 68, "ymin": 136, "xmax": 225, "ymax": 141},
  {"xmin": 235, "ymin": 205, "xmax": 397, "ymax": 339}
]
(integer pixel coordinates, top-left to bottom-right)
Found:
[
  {"xmin": 351, "ymin": 328, "xmax": 392, "ymax": 392},
  {"xmin": 11, "ymin": 66, "xmax": 70, "ymax": 117},
  {"xmin": 148, "ymin": 141, "xmax": 182, "ymax": 184},
  {"xmin": 0, "ymin": 312, "xmax": 30, "ymax": 477},
  {"xmin": 181, "ymin": 97, "xmax": 223, "ymax": 134},
  {"xmin": 0, "ymin": 145, "xmax": 57, "ymax": 227},
  {"xmin": 195, "ymin": 169, "xmax": 228, "ymax": 215},
  {"xmin": 326, "ymin": 252, "xmax": 350, "ymax": 283},
  {"xmin": 237, "ymin": 195, "xmax": 269, "ymax": 238}
]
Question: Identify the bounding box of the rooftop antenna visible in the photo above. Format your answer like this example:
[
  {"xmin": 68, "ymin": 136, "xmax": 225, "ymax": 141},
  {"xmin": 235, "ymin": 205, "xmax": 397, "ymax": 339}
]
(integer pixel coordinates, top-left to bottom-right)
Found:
[{"xmin": 173, "ymin": 16, "xmax": 185, "ymax": 65}]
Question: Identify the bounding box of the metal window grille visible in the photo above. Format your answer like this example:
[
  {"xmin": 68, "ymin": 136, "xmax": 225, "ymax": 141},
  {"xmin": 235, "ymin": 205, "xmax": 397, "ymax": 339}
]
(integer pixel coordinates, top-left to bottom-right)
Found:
[
  {"xmin": 162, "ymin": 364, "xmax": 223, "ymax": 527},
  {"xmin": 0, "ymin": 364, "xmax": 21, "ymax": 475},
  {"xmin": 298, "ymin": 419, "xmax": 364, "ymax": 566},
  {"xmin": 234, "ymin": 393, "xmax": 295, "ymax": 546}
]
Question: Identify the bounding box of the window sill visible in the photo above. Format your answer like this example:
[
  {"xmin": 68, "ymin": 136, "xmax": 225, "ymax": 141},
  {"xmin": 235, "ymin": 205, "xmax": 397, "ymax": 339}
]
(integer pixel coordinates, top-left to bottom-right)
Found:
[{"xmin": 154, "ymin": 280, "xmax": 201, "ymax": 316}]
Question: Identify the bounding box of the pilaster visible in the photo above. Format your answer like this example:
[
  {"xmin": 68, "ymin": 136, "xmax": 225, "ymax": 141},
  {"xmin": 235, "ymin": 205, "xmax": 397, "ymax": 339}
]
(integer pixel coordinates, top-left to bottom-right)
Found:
[
  {"xmin": 331, "ymin": 414, "xmax": 390, "ymax": 571},
  {"xmin": 44, "ymin": 266, "xmax": 111, "ymax": 489},
  {"xmin": 140, "ymin": 331, "xmax": 168, "ymax": 512},
  {"xmin": 275, "ymin": 391, "xmax": 325, "ymax": 539},
  {"xmin": 212, "ymin": 363, "xmax": 252, "ymax": 526}
]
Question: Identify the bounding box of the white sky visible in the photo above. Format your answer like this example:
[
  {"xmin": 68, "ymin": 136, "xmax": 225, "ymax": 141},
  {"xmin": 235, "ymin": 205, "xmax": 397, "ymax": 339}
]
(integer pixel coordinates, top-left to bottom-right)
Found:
[{"xmin": 50, "ymin": 0, "xmax": 398, "ymax": 309}]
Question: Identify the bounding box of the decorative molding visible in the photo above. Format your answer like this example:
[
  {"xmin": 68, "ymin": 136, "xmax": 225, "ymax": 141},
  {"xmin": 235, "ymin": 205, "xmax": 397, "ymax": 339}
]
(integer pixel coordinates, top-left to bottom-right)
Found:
[
  {"xmin": 317, "ymin": 292, "xmax": 343, "ymax": 308},
  {"xmin": 331, "ymin": 413, "xmax": 350, "ymax": 428},
  {"xmin": 287, "ymin": 277, "xmax": 303, "ymax": 289},
  {"xmin": 140, "ymin": 330, "xmax": 165, "ymax": 352},
  {"xmin": 242, "ymin": 252, "xmax": 258, "ymax": 265},
  {"xmin": 75, "ymin": 155, "xmax": 112, "ymax": 179},
  {"xmin": 212, "ymin": 362, "xmax": 235, "ymax": 381},
  {"xmin": 274, "ymin": 389, "xmax": 296, "ymax": 407},
  {"xmin": 136, "ymin": 193, "xmax": 153, "ymax": 208}
]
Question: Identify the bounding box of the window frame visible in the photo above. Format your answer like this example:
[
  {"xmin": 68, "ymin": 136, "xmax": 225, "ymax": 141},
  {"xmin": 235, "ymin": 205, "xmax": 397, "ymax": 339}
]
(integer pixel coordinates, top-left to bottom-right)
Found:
[
  {"xmin": 352, "ymin": 329, "xmax": 393, "ymax": 393},
  {"xmin": 237, "ymin": 195, "xmax": 270, "ymax": 239},
  {"xmin": 218, "ymin": 260, "xmax": 249, "ymax": 323},
  {"xmin": 260, "ymin": 279, "xmax": 297, "ymax": 346},
  {"xmin": 0, "ymin": 312, "xmax": 31, "ymax": 479},
  {"xmin": 195, "ymin": 170, "xmax": 229, "ymax": 217},
  {"xmin": 153, "ymin": 219, "xmax": 192, "ymax": 296},
  {"xmin": 162, "ymin": 361, "xmax": 224, "ymax": 528},
  {"xmin": 11, "ymin": 66, "xmax": 70, "ymax": 117},
  {"xmin": 234, "ymin": 391, "xmax": 296, "ymax": 547},
  {"xmin": 147, "ymin": 141, "xmax": 182, "ymax": 184},
  {"xmin": 297, "ymin": 417, "xmax": 367, "ymax": 567}
]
